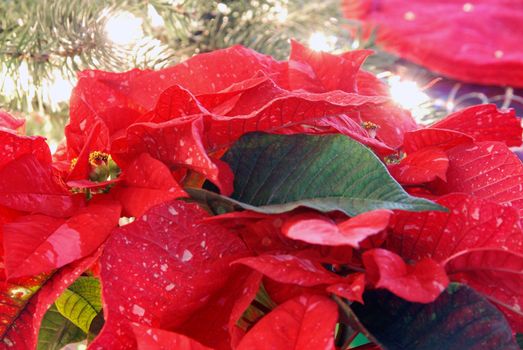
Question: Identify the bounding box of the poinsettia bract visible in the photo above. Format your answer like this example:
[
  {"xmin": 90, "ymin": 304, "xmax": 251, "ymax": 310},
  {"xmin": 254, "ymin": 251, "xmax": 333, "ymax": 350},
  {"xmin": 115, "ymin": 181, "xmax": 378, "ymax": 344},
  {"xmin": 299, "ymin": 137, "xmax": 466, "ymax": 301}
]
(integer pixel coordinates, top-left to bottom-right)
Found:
[{"xmin": 0, "ymin": 40, "xmax": 521, "ymax": 349}]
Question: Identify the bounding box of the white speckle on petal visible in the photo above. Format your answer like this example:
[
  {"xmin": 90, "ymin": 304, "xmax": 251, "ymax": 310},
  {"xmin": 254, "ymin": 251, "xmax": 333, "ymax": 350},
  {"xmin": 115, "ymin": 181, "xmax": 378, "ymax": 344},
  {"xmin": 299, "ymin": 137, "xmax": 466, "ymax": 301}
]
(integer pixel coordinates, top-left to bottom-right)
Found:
[
  {"xmin": 132, "ymin": 304, "xmax": 145, "ymax": 317},
  {"xmin": 160, "ymin": 264, "xmax": 168, "ymax": 272},
  {"xmin": 168, "ymin": 206, "xmax": 178, "ymax": 215},
  {"xmin": 165, "ymin": 283, "xmax": 175, "ymax": 291},
  {"xmin": 462, "ymin": 2, "xmax": 473, "ymax": 12},
  {"xmin": 181, "ymin": 249, "xmax": 193, "ymax": 262},
  {"xmin": 404, "ymin": 11, "xmax": 416, "ymax": 21},
  {"xmin": 432, "ymin": 281, "xmax": 445, "ymax": 291}
]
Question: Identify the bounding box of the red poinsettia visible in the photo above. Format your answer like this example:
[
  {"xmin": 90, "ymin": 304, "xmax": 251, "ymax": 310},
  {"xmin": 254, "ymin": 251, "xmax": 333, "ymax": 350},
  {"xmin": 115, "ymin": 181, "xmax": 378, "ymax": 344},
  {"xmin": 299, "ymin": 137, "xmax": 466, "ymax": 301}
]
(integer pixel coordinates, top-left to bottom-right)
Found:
[
  {"xmin": 0, "ymin": 40, "xmax": 522, "ymax": 350},
  {"xmin": 343, "ymin": 0, "xmax": 523, "ymax": 87}
]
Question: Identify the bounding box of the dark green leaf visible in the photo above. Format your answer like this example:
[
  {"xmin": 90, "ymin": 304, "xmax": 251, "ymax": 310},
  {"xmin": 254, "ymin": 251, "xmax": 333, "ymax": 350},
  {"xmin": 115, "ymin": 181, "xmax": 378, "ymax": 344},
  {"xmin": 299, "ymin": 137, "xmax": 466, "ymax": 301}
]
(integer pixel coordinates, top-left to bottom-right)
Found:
[
  {"xmin": 348, "ymin": 284, "xmax": 518, "ymax": 350},
  {"xmin": 55, "ymin": 276, "xmax": 102, "ymax": 334},
  {"xmin": 37, "ymin": 305, "xmax": 86, "ymax": 350},
  {"xmin": 221, "ymin": 133, "xmax": 445, "ymax": 216},
  {"xmin": 517, "ymin": 333, "xmax": 523, "ymax": 349},
  {"xmin": 88, "ymin": 312, "xmax": 105, "ymax": 341}
]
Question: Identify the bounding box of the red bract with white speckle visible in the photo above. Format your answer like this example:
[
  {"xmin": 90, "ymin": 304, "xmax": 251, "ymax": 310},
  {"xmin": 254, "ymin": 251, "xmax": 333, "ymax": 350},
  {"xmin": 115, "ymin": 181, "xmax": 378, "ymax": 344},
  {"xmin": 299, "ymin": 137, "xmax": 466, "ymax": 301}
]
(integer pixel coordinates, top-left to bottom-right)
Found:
[
  {"xmin": 3, "ymin": 200, "xmax": 121, "ymax": 279},
  {"xmin": 0, "ymin": 41, "xmax": 522, "ymax": 349},
  {"xmin": 132, "ymin": 325, "xmax": 213, "ymax": 350},
  {"xmin": 90, "ymin": 200, "xmax": 247, "ymax": 349},
  {"xmin": 343, "ymin": 0, "xmax": 523, "ymax": 87}
]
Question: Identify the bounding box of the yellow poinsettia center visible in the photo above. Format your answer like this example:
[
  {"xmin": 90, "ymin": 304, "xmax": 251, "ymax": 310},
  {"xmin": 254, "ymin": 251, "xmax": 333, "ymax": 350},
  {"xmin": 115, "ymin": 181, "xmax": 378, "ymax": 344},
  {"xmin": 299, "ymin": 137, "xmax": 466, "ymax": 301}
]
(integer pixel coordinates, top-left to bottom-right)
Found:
[
  {"xmin": 88, "ymin": 151, "xmax": 120, "ymax": 182},
  {"xmin": 88, "ymin": 151, "xmax": 109, "ymax": 166},
  {"xmin": 361, "ymin": 121, "xmax": 379, "ymax": 138},
  {"xmin": 69, "ymin": 157, "xmax": 78, "ymax": 170},
  {"xmin": 70, "ymin": 151, "xmax": 120, "ymax": 183},
  {"xmin": 384, "ymin": 152, "xmax": 406, "ymax": 165}
]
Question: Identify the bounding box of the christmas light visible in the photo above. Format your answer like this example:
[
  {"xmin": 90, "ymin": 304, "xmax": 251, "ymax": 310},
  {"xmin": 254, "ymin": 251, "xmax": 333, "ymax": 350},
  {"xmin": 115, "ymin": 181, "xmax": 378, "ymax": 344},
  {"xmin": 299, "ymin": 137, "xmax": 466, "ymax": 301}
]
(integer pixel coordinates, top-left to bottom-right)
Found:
[
  {"xmin": 132, "ymin": 37, "xmax": 170, "ymax": 65},
  {"xmin": 147, "ymin": 4, "xmax": 165, "ymax": 28},
  {"xmin": 272, "ymin": 3, "xmax": 288, "ymax": 22},
  {"xmin": 0, "ymin": 66, "xmax": 16, "ymax": 98},
  {"xmin": 308, "ymin": 32, "xmax": 337, "ymax": 52},
  {"xmin": 0, "ymin": 62, "xmax": 33, "ymax": 101},
  {"xmin": 388, "ymin": 75, "xmax": 431, "ymax": 121},
  {"xmin": 389, "ymin": 76, "xmax": 429, "ymax": 109},
  {"xmin": 46, "ymin": 140, "xmax": 59, "ymax": 155},
  {"xmin": 43, "ymin": 69, "xmax": 75, "ymax": 108},
  {"xmin": 217, "ymin": 3, "xmax": 231, "ymax": 15},
  {"xmin": 18, "ymin": 61, "xmax": 31, "ymax": 92},
  {"xmin": 105, "ymin": 11, "xmax": 144, "ymax": 45}
]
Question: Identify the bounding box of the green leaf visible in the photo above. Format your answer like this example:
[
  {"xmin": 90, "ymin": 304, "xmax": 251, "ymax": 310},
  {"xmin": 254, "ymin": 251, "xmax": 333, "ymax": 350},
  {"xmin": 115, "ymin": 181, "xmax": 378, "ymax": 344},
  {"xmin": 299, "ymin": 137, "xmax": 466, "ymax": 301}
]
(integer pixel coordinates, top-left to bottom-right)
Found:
[
  {"xmin": 55, "ymin": 276, "xmax": 102, "ymax": 334},
  {"xmin": 220, "ymin": 133, "xmax": 445, "ymax": 216},
  {"xmin": 517, "ymin": 333, "xmax": 523, "ymax": 349},
  {"xmin": 348, "ymin": 284, "xmax": 518, "ymax": 350},
  {"xmin": 37, "ymin": 305, "xmax": 86, "ymax": 350},
  {"xmin": 350, "ymin": 333, "xmax": 369, "ymax": 348}
]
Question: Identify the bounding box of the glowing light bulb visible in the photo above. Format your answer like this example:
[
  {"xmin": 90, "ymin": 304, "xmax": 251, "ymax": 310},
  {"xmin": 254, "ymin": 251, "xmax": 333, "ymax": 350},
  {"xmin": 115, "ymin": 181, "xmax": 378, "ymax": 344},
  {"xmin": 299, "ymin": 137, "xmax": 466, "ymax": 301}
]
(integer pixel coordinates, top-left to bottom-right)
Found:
[
  {"xmin": 217, "ymin": 3, "xmax": 231, "ymax": 15},
  {"xmin": 132, "ymin": 37, "xmax": 171, "ymax": 66},
  {"xmin": 45, "ymin": 69, "xmax": 74, "ymax": 106},
  {"xmin": 0, "ymin": 62, "xmax": 31, "ymax": 99},
  {"xmin": 147, "ymin": 4, "xmax": 164, "ymax": 28},
  {"xmin": 18, "ymin": 61, "xmax": 30, "ymax": 91},
  {"xmin": 105, "ymin": 11, "xmax": 144, "ymax": 45},
  {"xmin": 388, "ymin": 76, "xmax": 430, "ymax": 109},
  {"xmin": 273, "ymin": 4, "xmax": 288, "ymax": 22},
  {"xmin": 0, "ymin": 67, "xmax": 16, "ymax": 98},
  {"xmin": 47, "ymin": 140, "xmax": 59, "ymax": 154},
  {"xmin": 388, "ymin": 75, "xmax": 431, "ymax": 120},
  {"xmin": 308, "ymin": 32, "xmax": 337, "ymax": 52}
]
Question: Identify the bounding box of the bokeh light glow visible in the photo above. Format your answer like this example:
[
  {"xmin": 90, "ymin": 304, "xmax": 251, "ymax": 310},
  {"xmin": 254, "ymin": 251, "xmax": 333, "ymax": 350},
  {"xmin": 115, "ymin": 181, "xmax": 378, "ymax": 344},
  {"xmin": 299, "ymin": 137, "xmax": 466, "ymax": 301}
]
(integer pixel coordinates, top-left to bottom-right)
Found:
[
  {"xmin": 308, "ymin": 32, "xmax": 337, "ymax": 52},
  {"xmin": 105, "ymin": 11, "xmax": 144, "ymax": 45}
]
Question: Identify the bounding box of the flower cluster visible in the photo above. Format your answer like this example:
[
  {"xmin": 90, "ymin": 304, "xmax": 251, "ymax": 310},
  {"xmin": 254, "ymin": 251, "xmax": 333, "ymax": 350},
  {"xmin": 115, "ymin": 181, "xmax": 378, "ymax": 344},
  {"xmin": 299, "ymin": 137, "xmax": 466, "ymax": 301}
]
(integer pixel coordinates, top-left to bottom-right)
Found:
[{"xmin": 0, "ymin": 40, "xmax": 522, "ymax": 349}]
